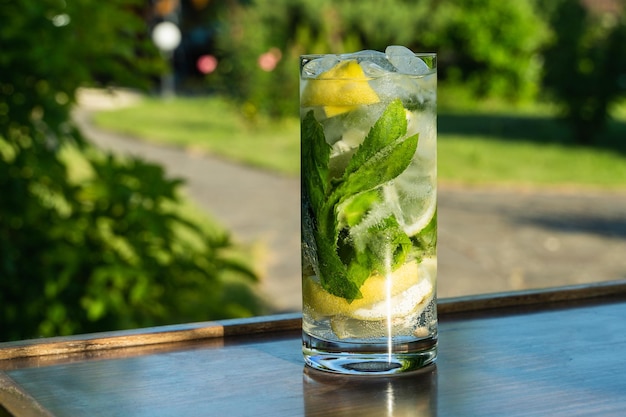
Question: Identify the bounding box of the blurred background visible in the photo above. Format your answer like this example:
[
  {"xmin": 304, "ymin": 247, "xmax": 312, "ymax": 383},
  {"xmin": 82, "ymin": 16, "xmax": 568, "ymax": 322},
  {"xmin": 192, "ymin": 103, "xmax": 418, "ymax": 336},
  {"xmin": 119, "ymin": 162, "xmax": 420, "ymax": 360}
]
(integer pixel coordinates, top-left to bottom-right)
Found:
[{"xmin": 2, "ymin": 0, "xmax": 626, "ymax": 341}]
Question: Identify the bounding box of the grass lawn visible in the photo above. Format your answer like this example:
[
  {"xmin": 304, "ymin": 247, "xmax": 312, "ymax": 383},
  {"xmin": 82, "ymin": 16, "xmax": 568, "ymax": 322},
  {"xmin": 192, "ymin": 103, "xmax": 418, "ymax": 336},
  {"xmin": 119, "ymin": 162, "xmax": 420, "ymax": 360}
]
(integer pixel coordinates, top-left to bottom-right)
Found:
[
  {"xmin": 93, "ymin": 97, "xmax": 301, "ymax": 175},
  {"xmin": 92, "ymin": 92, "xmax": 626, "ymax": 190},
  {"xmin": 438, "ymin": 112, "xmax": 626, "ymax": 189}
]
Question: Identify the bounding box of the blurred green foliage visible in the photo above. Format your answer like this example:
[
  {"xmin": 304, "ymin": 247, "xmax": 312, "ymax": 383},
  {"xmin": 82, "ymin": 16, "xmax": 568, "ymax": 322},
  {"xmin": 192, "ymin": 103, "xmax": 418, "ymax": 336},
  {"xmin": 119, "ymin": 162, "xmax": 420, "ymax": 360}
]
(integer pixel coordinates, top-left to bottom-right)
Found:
[
  {"xmin": 0, "ymin": 0, "xmax": 264, "ymax": 341},
  {"xmin": 3, "ymin": 0, "xmax": 626, "ymax": 341},
  {"xmin": 432, "ymin": 0, "xmax": 547, "ymax": 99},
  {"xmin": 206, "ymin": 0, "xmax": 626, "ymax": 144},
  {"xmin": 542, "ymin": 0, "xmax": 626, "ymax": 144},
  {"xmin": 209, "ymin": 0, "xmax": 548, "ymax": 118}
]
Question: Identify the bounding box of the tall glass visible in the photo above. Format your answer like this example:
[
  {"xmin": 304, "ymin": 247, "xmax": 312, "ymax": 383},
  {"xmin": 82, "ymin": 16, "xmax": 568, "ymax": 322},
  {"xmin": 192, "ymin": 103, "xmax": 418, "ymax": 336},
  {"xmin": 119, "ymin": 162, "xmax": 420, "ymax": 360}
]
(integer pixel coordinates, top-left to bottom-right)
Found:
[{"xmin": 300, "ymin": 47, "xmax": 437, "ymax": 375}]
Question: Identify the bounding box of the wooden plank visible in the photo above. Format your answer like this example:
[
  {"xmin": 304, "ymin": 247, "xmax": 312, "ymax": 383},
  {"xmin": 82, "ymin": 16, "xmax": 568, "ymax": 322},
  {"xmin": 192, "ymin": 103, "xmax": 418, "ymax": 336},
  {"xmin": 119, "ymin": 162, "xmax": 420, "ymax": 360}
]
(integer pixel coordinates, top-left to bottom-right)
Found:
[
  {"xmin": 2, "ymin": 280, "xmax": 626, "ymax": 363},
  {"xmin": 438, "ymin": 278, "xmax": 626, "ymax": 314},
  {"xmin": 0, "ymin": 314, "xmax": 301, "ymax": 363}
]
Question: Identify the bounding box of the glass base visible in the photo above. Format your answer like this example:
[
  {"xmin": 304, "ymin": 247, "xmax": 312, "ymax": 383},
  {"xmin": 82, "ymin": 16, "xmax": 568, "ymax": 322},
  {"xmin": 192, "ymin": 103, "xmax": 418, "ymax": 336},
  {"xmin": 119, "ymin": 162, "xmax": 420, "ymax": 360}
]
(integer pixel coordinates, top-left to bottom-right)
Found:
[{"xmin": 302, "ymin": 332, "xmax": 437, "ymax": 376}]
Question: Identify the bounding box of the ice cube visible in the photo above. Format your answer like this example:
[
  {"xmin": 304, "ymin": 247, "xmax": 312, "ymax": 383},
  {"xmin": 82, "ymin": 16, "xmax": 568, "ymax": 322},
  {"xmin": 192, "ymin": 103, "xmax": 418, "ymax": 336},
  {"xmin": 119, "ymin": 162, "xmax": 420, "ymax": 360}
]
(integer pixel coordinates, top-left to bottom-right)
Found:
[
  {"xmin": 330, "ymin": 314, "xmax": 418, "ymax": 339},
  {"xmin": 360, "ymin": 60, "xmax": 395, "ymax": 78},
  {"xmin": 370, "ymin": 73, "xmax": 424, "ymax": 107},
  {"xmin": 342, "ymin": 49, "xmax": 387, "ymax": 63},
  {"xmin": 301, "ymin": 55, "xmax": 340, "ymax": 78},
  {"xmin": 410, "ymin": 111, "xmax": 437, "ymax": 160},
  {"xmin": 343, "ymin": 50, "xmax": 396, "ymax": 77},
  {"xmin": 321, "ymin": 104, "xmax": 385, "ymax": 145},
  {"xmin": 385, "ymin": 45, "xmax": 430, "ymax": 76}
]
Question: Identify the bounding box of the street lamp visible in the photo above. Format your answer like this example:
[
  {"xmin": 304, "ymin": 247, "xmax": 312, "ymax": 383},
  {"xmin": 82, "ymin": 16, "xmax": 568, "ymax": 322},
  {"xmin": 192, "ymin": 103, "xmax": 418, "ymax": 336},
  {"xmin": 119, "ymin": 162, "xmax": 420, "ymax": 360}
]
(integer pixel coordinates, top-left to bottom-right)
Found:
[{"xmin": 152, "ymin": 21, "xmax": 182, "ymax": 98}]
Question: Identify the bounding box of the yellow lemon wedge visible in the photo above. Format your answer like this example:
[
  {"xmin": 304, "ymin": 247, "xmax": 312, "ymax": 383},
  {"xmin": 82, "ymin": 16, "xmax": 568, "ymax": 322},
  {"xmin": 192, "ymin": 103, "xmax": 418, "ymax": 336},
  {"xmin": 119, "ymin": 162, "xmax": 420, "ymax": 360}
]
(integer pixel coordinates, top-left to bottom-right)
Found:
[
  {"xmin": 328, "ymin": 275, "xmax": 434, "ymax": 339},
  {"xmin": 329, "ymin": 284, "xmax": 433, "ymax": 339},
  {"xmin": 303, "ymin": 260, "xmax": 422, "ymax": 319},
  {"xmin": 301, "ymin": 60, "xmax": 380, "ymax": 117},
  {"xmin": 348, "ymin": 278, "xmax": 433, "ymax": 321}
]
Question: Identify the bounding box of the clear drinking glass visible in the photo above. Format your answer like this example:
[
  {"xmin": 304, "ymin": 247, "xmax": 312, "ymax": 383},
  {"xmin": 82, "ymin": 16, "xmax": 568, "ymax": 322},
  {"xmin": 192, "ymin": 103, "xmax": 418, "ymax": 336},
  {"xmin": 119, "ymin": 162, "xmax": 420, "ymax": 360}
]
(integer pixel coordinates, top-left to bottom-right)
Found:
[{"xmin": 300, "ymin": 47, "xmax": 437, "ymax": 375}]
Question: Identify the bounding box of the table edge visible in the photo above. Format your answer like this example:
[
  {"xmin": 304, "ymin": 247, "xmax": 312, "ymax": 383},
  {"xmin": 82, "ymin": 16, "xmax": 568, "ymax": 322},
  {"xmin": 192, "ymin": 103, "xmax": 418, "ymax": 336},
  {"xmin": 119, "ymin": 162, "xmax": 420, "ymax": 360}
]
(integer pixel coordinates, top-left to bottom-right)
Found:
[
  {"xmin": 1, "ymin": 279, "xmax": 625, "ymax": 362},
  {"xmin": 0, "ymin": 372, "xmax": 54, "ymax": 417}
]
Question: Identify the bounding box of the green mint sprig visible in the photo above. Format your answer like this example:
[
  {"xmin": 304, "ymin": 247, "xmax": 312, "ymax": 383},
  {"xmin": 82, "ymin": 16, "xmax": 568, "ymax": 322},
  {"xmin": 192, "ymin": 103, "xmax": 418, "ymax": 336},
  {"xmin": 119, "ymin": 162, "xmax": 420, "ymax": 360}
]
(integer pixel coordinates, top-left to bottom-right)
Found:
[{"xmin": 302, "ymin": 99, "xmax": 419, "ymax": 301}]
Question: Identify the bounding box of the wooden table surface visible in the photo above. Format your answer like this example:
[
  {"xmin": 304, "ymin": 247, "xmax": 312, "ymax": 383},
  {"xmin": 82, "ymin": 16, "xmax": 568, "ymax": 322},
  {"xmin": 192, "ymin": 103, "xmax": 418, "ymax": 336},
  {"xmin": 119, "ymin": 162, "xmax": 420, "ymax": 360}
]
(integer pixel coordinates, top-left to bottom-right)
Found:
[{"xmin": 2, "ymin": 281, "xmax": 626, "ymax": 417}]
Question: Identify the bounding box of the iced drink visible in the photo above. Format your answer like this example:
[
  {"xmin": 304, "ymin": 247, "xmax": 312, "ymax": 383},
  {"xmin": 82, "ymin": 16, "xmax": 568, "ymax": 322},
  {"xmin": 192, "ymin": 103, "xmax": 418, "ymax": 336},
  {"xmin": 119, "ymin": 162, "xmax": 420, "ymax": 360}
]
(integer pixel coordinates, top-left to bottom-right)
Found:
[{"xmin": 300, "ymin": 46, "xmax": 437, "ymax": 375}]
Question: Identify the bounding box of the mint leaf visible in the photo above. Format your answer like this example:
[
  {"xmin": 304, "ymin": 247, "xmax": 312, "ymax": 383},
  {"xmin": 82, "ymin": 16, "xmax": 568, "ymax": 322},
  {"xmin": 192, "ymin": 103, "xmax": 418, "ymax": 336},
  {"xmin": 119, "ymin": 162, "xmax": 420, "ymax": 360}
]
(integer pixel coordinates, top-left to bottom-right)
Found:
[
  {"xmin": 301, "ymin": 101, "xmax": 420, "ymax": 301},
  {"xmin": 301, "ymin": 111, "xmax": 330, "ymax": 214},
  {"xmin": 316, "ymin": 229, "xmax": 361, "ymax": 299},
  {"xmin": 344, "ymin": 99, "xmax": 407, "ymax": 177},
  {"xmin": 340, "ymin": 189, "xmax": 380, "ymax": 228},
  {"xmin": 302, "ymin": 111, "xmax": 361, "ymax": 299},
  {"xmin": 329, "ymin": 132, "xmax": 418, "ymax": 211},
  {"xmin": 411, "ymin": 210, "xmax": 437, "ymax": 258}
]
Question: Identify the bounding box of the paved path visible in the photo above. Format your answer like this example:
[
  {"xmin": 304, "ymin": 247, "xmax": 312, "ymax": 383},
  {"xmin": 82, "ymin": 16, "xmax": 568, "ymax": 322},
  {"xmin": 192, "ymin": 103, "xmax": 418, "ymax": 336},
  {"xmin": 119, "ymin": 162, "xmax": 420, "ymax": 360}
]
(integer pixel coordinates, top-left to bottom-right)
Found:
[{"xmin": 74, "ymin": 89, "xmax": 626, "ymax": 313}]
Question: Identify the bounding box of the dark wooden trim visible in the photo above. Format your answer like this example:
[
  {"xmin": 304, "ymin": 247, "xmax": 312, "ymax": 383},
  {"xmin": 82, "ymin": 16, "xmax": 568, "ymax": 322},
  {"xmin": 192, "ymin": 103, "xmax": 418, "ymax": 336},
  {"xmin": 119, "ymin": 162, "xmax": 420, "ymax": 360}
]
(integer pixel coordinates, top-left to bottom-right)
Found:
[
  {"xmin": 437, "ymin": 279, "xmax": 626, "ymax": 314},
  {"xmin": 2, "ymin": 280, "xmax": 626, "ymax": 362},
  {"xmin": 0, "ymin": 314, "xmax": 301, "ymax": 362}
]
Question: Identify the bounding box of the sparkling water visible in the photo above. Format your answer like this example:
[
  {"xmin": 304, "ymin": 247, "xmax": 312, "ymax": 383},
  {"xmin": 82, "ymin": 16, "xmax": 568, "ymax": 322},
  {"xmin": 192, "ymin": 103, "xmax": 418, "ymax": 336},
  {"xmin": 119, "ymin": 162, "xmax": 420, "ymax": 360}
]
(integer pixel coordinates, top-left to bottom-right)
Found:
[{"xmin": 300, "ymin": 48, "xmax": 437, "ymax": 375}]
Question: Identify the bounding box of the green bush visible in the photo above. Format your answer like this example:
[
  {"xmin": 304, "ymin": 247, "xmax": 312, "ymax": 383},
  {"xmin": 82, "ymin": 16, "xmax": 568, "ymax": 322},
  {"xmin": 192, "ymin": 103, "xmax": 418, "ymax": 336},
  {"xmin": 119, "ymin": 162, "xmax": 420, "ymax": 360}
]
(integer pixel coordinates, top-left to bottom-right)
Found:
[
  {"xmin": 542, "ymin": 0, "xmax": 626, "ymax": 144},
  {"xmin": 432, "ymin": 0, "xmax": 548, "ymax": 100},
  {"xmin": 0, "ymin": 0, "xmax": 264, "ymax": 341}
]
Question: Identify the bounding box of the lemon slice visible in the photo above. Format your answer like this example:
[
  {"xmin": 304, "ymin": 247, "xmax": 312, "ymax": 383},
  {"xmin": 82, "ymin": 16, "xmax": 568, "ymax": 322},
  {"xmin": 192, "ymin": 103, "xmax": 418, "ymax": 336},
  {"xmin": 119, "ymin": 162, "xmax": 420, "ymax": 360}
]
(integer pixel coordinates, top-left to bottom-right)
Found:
[
  {"xmin": 301, "ymin": 60, "xmax": 380, "ymax": 117},
  {"xmin": 303, "ymin": 260, "xmax": 421, "ymax": 319},
  {"xmin": 349, "ymin": 278, "xmax": 432, "ymax": 320},
  {"xmin": 329, "ymin": 280, "xmax": 433, "ymax": 338}
]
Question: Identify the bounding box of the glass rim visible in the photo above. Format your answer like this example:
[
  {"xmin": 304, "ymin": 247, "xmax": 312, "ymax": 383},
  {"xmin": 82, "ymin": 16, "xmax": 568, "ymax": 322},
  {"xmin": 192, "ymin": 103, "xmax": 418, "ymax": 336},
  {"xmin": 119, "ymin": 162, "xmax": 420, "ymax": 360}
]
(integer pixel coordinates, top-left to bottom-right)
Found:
[
  {"xmin": 300, "ymin": 51, "xmax": 436, "ymax": 77},
  {"xmin": 300, "ymin": 52, "xmax": 436, "ymax": 60}
]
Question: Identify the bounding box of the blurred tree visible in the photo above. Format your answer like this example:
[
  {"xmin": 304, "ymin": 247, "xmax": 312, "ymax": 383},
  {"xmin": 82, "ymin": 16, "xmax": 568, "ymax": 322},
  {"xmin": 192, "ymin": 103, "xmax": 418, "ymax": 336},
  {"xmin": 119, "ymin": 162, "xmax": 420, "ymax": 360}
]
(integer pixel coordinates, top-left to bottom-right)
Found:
[
  {"xmin": 433, "ymin": 0, "xmax": 548, "ymax": 100},
  {"xmin": 0, "ymin": 0, "xmax": 264, "ymax": 341},
  {"xmin": 209, "ymin": 0, "xmax": 548, "ymax": 118},
  {"xmin": 542, "ymin": 0, "xmax": 626, "ymax": 144}
]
